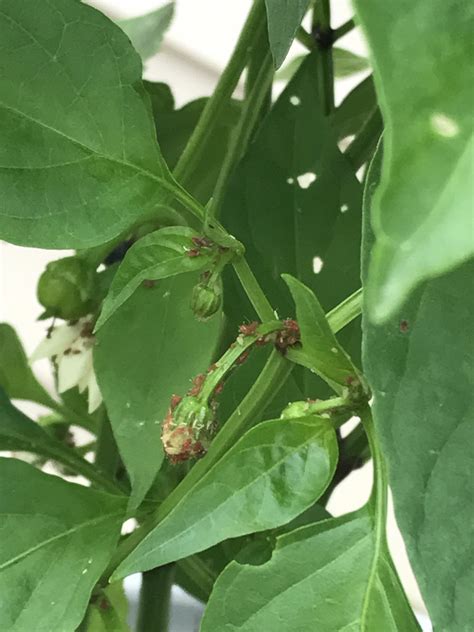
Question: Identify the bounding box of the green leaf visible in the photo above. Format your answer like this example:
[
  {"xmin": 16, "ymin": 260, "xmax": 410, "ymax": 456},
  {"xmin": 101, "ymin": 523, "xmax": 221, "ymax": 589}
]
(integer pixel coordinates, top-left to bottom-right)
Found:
[
  {"xmin": 0, "ymin": 0, "xmax": 175, "ymax": 249},
  {"xmin": 354, "ymin": 0, "xmax": 474, "ymax": 321},
  {"xmin": 95, "ymin": 227, "xmax": 213, "ymax": 329},
  {"xmin": 95, "ymin": 274, "xmax": 222, "ymax": 509},
  {"xmin": 113, "ymin": 416, "xmax": 338, "ymax": 579},
  {"xmin": 118, "ymin": 3, "xmax": 174, "ymax": 61},
  {"xmin": 332, "ymin": 47, "xmax": 370, "ymax": 77},
  {"xmin": 264, "ymin": 0, "xmax": 311, "ymax": 68},
  {"xmin": 0, "ymin": 458, "xmax": 125, "ymax": 632},
  {"xmin": 362, "ymin": 145, "xmax": 474, "ymax": 631},
  {"xmin": 0, "ymin": 324, "xmax": 53, "ymax": 407},
  {"xmin": 221, "ymin": 52, "xmax": 363, "ymax": 398},
  {"xmin": 201, "ymin": 510, "xmax": 420, "ymax": 631},
  {"xmin": 330, "ymin": 75, "xmax": 377, "ymax": 141},
  {"xmin": 86, "ymin": 583, "xmax": 130, "ymax": 632},
  {"xmin": 283, "ymin": 274, "xmax": 362, "ymax": 393},
  {"xmin": 278, "ymin": 49, "xmax": 369, "ymax": 82},
  {"xmin": 146, "ymin": 84, "xmax": 241, "ymax": 202}
]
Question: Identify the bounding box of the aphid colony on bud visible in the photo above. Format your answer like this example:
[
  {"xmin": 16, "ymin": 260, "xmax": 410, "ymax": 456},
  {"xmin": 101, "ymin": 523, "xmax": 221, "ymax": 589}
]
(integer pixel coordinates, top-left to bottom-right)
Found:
[{"xmin": 161, "ymin": 318, "xmax": 302, "ymax": 462}]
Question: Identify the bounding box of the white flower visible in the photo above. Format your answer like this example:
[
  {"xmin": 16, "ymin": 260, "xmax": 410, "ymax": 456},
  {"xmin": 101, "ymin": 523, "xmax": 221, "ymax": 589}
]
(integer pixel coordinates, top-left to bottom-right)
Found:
[{"xmin": 31, "ymin": 317, "xmax": 102, "ymax": 413}]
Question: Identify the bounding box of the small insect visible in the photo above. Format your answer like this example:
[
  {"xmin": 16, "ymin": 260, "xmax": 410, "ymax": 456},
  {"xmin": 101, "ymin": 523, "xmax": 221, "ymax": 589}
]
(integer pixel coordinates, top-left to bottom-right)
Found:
[
  {"xmin": 238, "ymin": 321, "xmax": 259, "ymax": 336},
  {"xmin": 142, "ymin": 279, "xmax": 156, "ymax": 289},
  {"xmin": 399, "ymin": 319, "xmax": 409, "ymax": 333},
  {"xmin": 188, "ymin": 373, "xmax": 206, "ymax": 396},
  {"xmin": 186, "ymin": 248, "xmax": 201, "ymax": 258},
  {"xmin": 192, "ymin": 236, "xmax": 214, "ymax": 249},
  {"xmin": 235, "ymin": 350, "xmax": 250, "ymax": 365}
]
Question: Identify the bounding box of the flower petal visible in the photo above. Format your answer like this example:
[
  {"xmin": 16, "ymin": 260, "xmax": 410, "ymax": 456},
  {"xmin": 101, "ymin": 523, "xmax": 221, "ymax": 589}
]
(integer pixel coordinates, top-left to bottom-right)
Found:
[
  {"xmin": 57, "ymin": 348, "xmax": 92, "ymax": 393},
  {"xmin": 30, "ymin": 323, "xmax": 80, "ymax": 362},
  {"xmin": 87, "ymin": 370, "xmax": 102, "ymax": 413}
]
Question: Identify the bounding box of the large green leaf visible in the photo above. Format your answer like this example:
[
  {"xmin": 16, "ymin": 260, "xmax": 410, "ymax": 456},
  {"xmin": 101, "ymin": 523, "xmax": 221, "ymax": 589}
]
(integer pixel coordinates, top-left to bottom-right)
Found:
[
  {"xmin": 95, "ymin": 274, "xmax": 222, "ymax": 509},
  {"xmin": 0, "ymin": 0, "xmax": 174, "ymax": 249},
  {"xmin": 283, "ymin": 274, "xmax": 362, "ymax": 393},
  {"xmin": 0, "ymin": 458, "xmax": 126, "ymax": 632},
  {"xmin": 264, "ymin": 0, "xmax": 311, "ymax": 68},
  {"xmin": 118, "ymin": 3, "xmax": 174, "ymax": 61},
  {"xmin": 113, "ymin": 416, "xmax": 338, "ymax": 579},
  {"xmin": 221, "ymin": 52, "xmax": 363, "ymax": 397},
  {"xmin": 0, "ymin": 324, "xmax": 53, "ymax": 407},
  {"xmin": 95, "ymin": 227, "xmax": 213, "ymax": 329},
  {"xmin": 354, "ymin": 0, "xmax": 474, "ymax": 321},
  {"xmin": 362, "ymin": 145, "xmax": 474, "ymax": 630},
  {"xmin": 201, "ymin": 510, "xmax": 420, "ymax": 631}
]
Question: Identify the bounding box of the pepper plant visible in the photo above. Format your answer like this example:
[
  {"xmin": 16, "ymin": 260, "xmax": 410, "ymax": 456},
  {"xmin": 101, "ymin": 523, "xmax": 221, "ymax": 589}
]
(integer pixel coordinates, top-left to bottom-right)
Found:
[{"xmin": 0, "ymin": 0, "xmax": 472, "ymax": 631}]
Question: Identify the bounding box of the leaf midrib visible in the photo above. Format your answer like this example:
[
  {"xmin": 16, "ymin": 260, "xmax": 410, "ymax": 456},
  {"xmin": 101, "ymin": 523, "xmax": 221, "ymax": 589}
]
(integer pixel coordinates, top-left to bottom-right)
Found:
[{"xmin": 0, "ymin": 511, "xmax": 124, "ymax": 572}]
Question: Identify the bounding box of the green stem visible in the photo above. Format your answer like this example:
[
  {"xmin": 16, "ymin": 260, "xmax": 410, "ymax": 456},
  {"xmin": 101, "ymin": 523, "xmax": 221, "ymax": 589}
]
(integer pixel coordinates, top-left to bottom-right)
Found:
[
  {"xmin": 313, "ymin": 0, "xmax": 334, "ymax": 115},
  {"xmin": 296, "ymin": 26, "xmax": 314, "ymax": 51},
  {"xmin": 49, "ymin": 401, "xmax": 96, "ymax": 433},
  {"xmin": 136, "ymin": 564, "xmax": 175, "ymax": 632},
  {"xmin": 362, "ymin": 406, "xmax": 387, "ymax": 518},
  {"xmin": 177, "ymin": 555, "xmax": 216, "ymax": 599},
  {"xmin": 173, "ymin": 0, "xmax": 266, "ymax": 187},
  {"xmin": 232, "ymin": 258, "xmax": 275, "ymax": 321},
  {"xmin": 333, "ymin": 18, "xmax": 355, "ymax": 41},
  {"xmin": 326, "ymin": 287, "xmax": 362, "ymax": 333},
  {"xmin": 344, "ymin": 108, "xmax": 383, "ymax": 171},
  {"xmin": 102, "ymin": 350, "xmax": 292, "ymax": 581},
  {"xmin": 210, "ymin": 51, "xmax": 274, "ymax": 216}
]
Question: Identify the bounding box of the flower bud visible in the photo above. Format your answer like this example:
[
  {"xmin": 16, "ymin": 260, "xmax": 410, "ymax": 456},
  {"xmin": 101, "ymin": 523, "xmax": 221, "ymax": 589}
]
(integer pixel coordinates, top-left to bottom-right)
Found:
[
  {"xmin": 37, "ymin": 257, "xmax": 97, "ymax": 320},
  {"xmin": 191, "ymin": 280, "xmax": 222, "ymax": 321},
  {"xmin": 161, "ymin": 396, "xmax": 216, "ymax": 463}
]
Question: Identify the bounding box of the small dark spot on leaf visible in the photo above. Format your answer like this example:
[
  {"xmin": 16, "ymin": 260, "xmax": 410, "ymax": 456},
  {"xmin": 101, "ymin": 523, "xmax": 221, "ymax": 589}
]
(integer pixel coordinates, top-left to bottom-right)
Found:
[{"xmin": 399, "ymin": 319, "xmax": 409, "ymax": 333}]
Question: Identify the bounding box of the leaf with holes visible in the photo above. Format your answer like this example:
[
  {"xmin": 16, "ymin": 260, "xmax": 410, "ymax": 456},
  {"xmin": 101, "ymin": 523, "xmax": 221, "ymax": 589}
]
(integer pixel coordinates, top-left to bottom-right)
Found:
[
  {"xmin": 264, "ymin": 0, "xmax": 311, "ymax": 68},
  {"xmin": 112, "ymin": 416, "xmax": 338, "ymax": 579},
  {"xmin": 362, "ymin": 144, "xmax": 474, "ymax": 631},
  {"xmin": 354, "ymin": 0, "xmax": 474, "ymax": 321},
  {"xmin": 221, "ymin": 52, "xmax": 363, "ymax": 398},
  {"xmin": 95, "ymin": 227, "xmax": 215, "ymax": 330},
  {"xmin": 0, "ymin": 0, "xmax": 176, "ymax": 249},
  {"xmin": 118, "ymin": 3, "xmax": 174, "ymax": 61},
  {"xmin": 0, "ymin": 458, "xmax": 126, "ymax": 632},
  {"xmin": 283, "ymin": 274, "xmax": 363, "ymax": 393},
  {"xmin": 95, "ymin": 273, "xmax": 222, "ymax": 509},
  {"xmin": 201, "ymin": 510, "xmax": 420, "ymax": 631},
  {"xmin": 0, "ymin": 323, "xmax": 53, "ymax": 407}
]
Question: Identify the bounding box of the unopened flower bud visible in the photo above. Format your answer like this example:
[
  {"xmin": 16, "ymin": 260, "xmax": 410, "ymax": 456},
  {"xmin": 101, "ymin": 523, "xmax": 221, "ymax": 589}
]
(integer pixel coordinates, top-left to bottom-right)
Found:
[
  {"xmin": 37, "ymin": 257, "xmax": 97, "ymax": 320},
  {"xmin": 191, "ymin": 280, "xmax": 222, "ymax": 321},
  {"xmin": 161, "ymin": 396, "xmax": 216, "ymax": 463}
]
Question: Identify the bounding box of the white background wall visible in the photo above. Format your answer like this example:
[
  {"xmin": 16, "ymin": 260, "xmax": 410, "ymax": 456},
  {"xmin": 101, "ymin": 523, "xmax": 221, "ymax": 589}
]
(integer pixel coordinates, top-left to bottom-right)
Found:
[{"xmin": 0, "ymin": 1, "xmax": 431, "ymax": 627}]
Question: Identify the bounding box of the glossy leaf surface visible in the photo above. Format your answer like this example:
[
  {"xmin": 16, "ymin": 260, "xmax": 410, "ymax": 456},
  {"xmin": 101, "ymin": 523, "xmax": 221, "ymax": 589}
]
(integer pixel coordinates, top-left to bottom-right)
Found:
[
  {"xmin": 362, "ymin": 145, "xmax": 474, "ymax": 631},
  {"xmin": 96, "ymin": 227, "xmax": 213, "ymax": 329},
  {"xmin": 119, "ymin": 3, "xmax": 174, "ymax": 61},
  {"xmin": 0, "ymin": 324, "xmax": 52, "ymax": 407},
  {"xmin": 283, "ymin": 274, "xmax": 362, "ymax": 393},
  {"xmin": 354, "ymin": 0, "xmax": 474, "ymax": 321},
  {"xmin": 113, "ymin": 416, "xmax": 338, "ymax": 578},
  {"xmin": 0, "ymin": 0, "xmax": 172, "ymax": 248},
  {"xmin": 95, "ymin": 274, "xmax": 222, "ymax": 509},
  {"xmin": 0, "ymin": 458, "xmax": 125, "ymax": 632},
  {"xmin": 202, "ymin": 511, "xmax": 420, "ymax": 631},
  {"xmin": 264, "ymin": 0, "xmax": 310, "ymax": 68}
]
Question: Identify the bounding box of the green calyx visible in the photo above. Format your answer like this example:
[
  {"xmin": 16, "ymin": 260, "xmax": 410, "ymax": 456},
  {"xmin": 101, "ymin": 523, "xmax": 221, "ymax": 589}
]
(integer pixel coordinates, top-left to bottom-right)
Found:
[
  {"xmin": 191, "ymin": 277, "xmax": 222, "ymax": 321},
  {"xmin": 37, "ymin": 256, "xmax": 98, "ymax": 320}
]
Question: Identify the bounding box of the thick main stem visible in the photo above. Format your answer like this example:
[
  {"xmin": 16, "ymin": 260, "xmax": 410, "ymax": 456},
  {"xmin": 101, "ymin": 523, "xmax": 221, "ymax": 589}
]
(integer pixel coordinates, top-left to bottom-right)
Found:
[
  {"xmin": 173, "ymin": 0, "xmax": 266, "ymax": 187},
  {"xmin": 136, "ymin": 565, "xmax": 175, "ymax": 632},
  {"xmin": 313, "ymin": 0, "xmax": 334, "ymax": 115}
]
